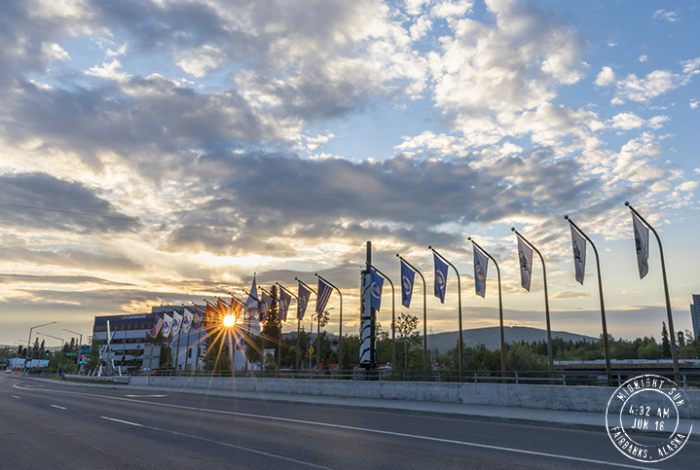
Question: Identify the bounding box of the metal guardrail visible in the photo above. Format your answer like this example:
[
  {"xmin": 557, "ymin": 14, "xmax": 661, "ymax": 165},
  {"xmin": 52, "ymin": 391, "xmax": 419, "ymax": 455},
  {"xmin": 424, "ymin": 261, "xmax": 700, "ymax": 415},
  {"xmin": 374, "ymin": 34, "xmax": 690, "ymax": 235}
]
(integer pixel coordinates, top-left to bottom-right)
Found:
[{"xmin": 132, "ymin": 369, "xmax": 700, "ymax": 389}]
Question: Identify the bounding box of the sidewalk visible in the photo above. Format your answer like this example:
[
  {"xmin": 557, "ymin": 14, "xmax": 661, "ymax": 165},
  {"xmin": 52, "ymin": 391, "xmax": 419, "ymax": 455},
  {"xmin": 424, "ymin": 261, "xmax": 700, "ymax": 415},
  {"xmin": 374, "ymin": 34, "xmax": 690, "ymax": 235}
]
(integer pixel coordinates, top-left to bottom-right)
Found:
[{"xmin": 19, "ymin": 376, "xmax": 700, "ymax": 439}]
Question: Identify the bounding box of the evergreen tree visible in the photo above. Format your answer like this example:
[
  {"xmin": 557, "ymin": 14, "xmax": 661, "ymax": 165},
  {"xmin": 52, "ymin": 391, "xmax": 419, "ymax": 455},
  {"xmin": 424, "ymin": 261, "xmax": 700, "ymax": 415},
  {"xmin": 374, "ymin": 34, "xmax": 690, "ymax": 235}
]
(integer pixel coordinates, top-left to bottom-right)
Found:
[{"xmin": 661, "ymin": 322, "xmax": 672, "ymax": 359}]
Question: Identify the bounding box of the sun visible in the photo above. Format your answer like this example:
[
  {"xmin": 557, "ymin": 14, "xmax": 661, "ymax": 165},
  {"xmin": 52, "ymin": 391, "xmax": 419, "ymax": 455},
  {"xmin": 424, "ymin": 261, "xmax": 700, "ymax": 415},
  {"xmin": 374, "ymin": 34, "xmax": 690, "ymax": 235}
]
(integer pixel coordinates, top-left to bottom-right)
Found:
[{"xmin": 223, "ymin": 315, "xmax": 236, "ymax": 327}]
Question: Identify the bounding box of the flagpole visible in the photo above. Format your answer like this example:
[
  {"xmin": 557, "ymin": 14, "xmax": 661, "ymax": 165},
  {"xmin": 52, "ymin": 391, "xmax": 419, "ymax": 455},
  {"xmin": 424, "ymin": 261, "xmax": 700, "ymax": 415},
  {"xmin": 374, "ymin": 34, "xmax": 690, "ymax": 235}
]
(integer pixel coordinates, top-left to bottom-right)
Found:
[
  {"xmin": 315, "ymin": 274, "xmax": 343, "ymax": 370},
  {"xmin": 396, "ymin": 254, "xmax": 428, "ymax": 377},
  {"xmin": 192, "ymin": 303, "xmax": 204, "ymax": 373},
  {"xmin": 174, "ymin": 308, "xmax": 183, "ymax": 375},
  {"xmin": 183, "ymin": 307, "xmax": 191, "ymax": 374},
  {"xmin": 277, "ymin": 283, "xmax": 300, "ymax": 370},
  {"xmin": 625, "ymin": 202, "xmax": 680, "ymax": 380},
  {"xmin": 366, "ymin": 262, "xmax": 395, "ymax": 371},
  {"xmin": 468, "ymin": 238, "xmax": 506, "ymax": 382},
  {"xmin": 512, "ymin": 228, "xmax": 554, "ymax": 382},
  {"xmin": 296, "ymin": 278, "xmax": 318, "ymax": 369},
  {"xmin": 429, "ymin": 246, "xmax": 463, "ymax": 380},
  {"xmin": 227, "ymin": 293, "xmax": 253, "ymax": 373},
  {"xmin": 564, "ymin": 216, "xmax": 612, "ymax": 383}
]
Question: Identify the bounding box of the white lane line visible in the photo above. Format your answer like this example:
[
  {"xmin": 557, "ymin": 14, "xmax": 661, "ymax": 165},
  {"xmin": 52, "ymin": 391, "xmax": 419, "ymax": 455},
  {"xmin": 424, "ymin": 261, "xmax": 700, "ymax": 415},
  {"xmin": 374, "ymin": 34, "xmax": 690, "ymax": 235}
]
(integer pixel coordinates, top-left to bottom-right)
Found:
[
  {"xmin": 101, "ymin": 416, "xmax": 334, "ymax": 469},
  {"xmin": 12, "ymin": 396, "xmax": 21, "ymax": 399},
  {"xmin": 15, "ymin": 384, "xmax": 661, "ymax": 470},
  {"xmin": 51, "ymin": 405, "xmax": 66, "ymax": 410},
  {"xmin": 102, "ymin": 416, "xmax": 142, "ymax": 427},
  {"xmin": 125, "ymin": 394, "xmax": 167, "ymax": 398}
]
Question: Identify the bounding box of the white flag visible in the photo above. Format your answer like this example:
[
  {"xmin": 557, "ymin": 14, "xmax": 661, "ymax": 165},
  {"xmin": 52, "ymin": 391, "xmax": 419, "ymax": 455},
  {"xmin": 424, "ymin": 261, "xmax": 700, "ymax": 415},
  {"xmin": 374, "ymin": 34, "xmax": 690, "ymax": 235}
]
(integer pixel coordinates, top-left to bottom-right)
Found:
[
  {"xmin": 182, "ymin": 307, "xmax": 194, "ymax": 334},
  {"xmin": 632, "ymin": 212, "xmax": 649, "ymax": 279},
  {"xmin": 570, "ymin": 225, "xmax": 586, "ymax": 285},
  {"xmin": 517, "ymin": 236, "xmax": 533, "ymax": 292},
  {"xmin": 473, "ymin": 245, "xmax": 489, "ymax": 298},
  {"xmin": 172, "ymin": 311, "xmax": 183, "ymax": 335},
  {"xmin": 161, "ymin": 313, "xmax": 173, "ymax": 338}
]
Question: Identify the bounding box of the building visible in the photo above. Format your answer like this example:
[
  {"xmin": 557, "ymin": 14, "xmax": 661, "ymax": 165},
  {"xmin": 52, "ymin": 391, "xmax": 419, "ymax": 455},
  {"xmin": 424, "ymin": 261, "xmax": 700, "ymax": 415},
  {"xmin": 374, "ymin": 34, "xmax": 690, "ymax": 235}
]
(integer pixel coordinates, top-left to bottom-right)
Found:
[
  {"xmin": 92, "ymin": 305, "xmax": 249, "ymax": 373},
  {"xmin": 691, "ymin": 294, "xmax": 700, "ymax": 340},
  {"xmin": 92, "ymin": 312, "xmax": 160, "ymax": 374}
]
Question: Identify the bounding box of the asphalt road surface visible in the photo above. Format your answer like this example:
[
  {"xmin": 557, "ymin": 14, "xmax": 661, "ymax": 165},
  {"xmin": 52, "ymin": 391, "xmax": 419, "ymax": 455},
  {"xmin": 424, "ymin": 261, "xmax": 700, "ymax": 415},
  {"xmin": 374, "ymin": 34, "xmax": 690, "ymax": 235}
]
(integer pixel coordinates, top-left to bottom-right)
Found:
[{"xmin": 1, "ymin": 374, "xmax": 698, "ymax": 469}]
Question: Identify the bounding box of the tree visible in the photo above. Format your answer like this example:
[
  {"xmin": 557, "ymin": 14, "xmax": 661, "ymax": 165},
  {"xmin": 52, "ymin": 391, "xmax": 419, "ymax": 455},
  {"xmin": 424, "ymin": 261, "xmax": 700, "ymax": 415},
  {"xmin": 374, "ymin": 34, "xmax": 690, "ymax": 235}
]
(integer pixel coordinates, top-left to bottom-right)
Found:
[
  {"xmin": 393, "ymin": 313, "xmax": 421, "ymax": 370},
  {"xmin": 84, "ymin": 339, "xmax": 103, "ymax": 374},
  {"xmin": 661, "ymin": 322, "xmax": 672, "ymax": 359}
]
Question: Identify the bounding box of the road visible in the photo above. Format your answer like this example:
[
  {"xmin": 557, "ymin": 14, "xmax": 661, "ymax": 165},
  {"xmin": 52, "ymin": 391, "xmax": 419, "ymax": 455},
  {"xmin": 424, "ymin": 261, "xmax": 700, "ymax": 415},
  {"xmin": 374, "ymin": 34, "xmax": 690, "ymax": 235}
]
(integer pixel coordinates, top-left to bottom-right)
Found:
[{"xmin": 1, "ymin": 374, "xmax": 697, "ymax": 469}]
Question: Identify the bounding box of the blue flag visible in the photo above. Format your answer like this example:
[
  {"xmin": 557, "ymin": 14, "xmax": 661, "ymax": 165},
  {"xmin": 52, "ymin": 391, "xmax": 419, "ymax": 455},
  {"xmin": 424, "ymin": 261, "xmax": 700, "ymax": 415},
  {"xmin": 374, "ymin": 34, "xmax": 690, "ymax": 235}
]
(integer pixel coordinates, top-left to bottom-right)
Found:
[
  {"xmin": 297, "ymin": 283, "xmax": 311, "ymax": 321},
  {"xmin": 400, "ymin": 260, "xmax": 415, "ymax": 308},
  {"xmin": 370, "ymin": 268, "xmax": 384, "ymax": 311},
  {"xmin": 433, "ymin": 253, "xmax": 448, "ymax": 304}
]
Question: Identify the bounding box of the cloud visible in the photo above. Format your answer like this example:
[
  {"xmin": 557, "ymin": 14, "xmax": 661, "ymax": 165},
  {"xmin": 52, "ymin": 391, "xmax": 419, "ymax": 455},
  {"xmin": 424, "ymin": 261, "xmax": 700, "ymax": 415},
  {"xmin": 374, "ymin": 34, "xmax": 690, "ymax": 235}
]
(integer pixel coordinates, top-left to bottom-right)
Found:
[
  {"xmin": 652, "ymin": 10, "xmax": 678, "ymax": 22},
  {"xmin": 0, "ymin": 172, "xmax": 141, "ymax": 235},
  {"xmin": 595, "ymin": 66, "xmax": 615, "ymax": 87},
  {"xmin": 676, "ymin": 181, "xmax": 698, "ymax": 192},
  {"xmin": 691, "ymin": 99, "xmax": 699, "ymax": 109},
  {"xmin": 175, "ymin": 44, "xmax": 225, "ymax": 77},
  {"xmin": 609, "ymin": 112, "xmax": 644, "ymax": 130},
  {"xmin": 639, "ymin": 54, "xmax": 648, "ymax": 63},
  {"xmin": 85, "ymin": 59, "xmax": 131, "ymax": 81},
  {"xmin": 612, "ymin": 57, "xmax": 700, "ymax": 104}
]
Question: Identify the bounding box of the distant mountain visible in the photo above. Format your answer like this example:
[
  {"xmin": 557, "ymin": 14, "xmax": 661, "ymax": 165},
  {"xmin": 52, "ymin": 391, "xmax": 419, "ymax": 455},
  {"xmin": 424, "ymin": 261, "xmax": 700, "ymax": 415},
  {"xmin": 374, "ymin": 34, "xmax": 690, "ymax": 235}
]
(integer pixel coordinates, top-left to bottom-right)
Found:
[{"xmin": 426, "ymin": 326, "xmax": 598, "ymax": 353}]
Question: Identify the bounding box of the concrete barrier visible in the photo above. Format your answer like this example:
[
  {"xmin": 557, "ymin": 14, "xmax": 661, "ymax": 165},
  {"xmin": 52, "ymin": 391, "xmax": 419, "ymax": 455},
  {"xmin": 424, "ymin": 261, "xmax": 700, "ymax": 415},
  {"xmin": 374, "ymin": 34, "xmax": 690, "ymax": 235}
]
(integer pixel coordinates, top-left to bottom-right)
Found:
[{"xmin": 130, "ymin": 375, "xmax": 700, "ymax": 418}]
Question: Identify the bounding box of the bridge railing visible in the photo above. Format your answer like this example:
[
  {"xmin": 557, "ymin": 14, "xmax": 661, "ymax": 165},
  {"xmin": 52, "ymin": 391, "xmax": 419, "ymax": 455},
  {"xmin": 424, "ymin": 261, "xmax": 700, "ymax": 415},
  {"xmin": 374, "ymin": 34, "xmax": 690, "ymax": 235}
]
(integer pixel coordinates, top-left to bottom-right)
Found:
[{"xmin": 131, "ymin": 368, "xmax": 700, "ymax": 389}]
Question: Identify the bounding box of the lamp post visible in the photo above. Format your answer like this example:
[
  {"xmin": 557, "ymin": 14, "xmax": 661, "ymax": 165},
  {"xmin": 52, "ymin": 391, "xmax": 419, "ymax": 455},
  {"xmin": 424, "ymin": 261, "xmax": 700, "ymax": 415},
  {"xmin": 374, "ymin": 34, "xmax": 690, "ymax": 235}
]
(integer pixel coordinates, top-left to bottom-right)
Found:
[
  {"xmin": 36, "ymin": 333, "xmax": 64, "ymax": 351},
  {"xmin": 63, "ymin": 329, "xmax": 83, "ymax": 373},
  {"xmin": 429, "ymin": 246, "xmax": 463, "ymax": 379},
  {"xmin": 26, "ymin": 321, "xmax": 57, "ymax": 368},
  {"xmin": 396, "ymin": 254, "xmax": 428, "ymax": 377}
]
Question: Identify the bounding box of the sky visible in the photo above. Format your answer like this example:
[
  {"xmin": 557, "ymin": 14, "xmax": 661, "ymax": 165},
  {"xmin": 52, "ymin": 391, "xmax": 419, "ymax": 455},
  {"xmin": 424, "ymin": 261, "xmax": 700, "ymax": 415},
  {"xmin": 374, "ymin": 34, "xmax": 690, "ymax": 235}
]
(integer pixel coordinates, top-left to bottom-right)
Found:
[{"xmin": 1, "ymin": 0, "xmax": 699, "ymax": 350}]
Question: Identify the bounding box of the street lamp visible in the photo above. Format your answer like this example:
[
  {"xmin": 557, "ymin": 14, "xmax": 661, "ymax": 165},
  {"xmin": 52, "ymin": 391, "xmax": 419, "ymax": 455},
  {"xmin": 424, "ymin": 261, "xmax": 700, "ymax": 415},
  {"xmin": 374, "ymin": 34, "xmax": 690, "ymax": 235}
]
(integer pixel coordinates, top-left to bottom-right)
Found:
[
  {"xmin": 26, "ymin": 322, "xmax": 57, "ymax": 366},
  {"xmin": 63, "ymin": 329, "xmax": 83, "ymax": 373},
  {"xmin": 36, "ymin": 332, "xmax": 65, "ymax": 351}
]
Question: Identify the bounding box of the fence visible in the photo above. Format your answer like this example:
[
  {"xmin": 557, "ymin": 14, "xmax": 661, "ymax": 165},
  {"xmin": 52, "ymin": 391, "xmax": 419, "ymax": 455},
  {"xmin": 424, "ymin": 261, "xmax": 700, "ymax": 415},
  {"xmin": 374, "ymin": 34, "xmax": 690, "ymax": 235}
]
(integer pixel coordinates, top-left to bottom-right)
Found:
[{"xmin": 133, "ymin": 368, "xmax": 700, "ymax": 389}]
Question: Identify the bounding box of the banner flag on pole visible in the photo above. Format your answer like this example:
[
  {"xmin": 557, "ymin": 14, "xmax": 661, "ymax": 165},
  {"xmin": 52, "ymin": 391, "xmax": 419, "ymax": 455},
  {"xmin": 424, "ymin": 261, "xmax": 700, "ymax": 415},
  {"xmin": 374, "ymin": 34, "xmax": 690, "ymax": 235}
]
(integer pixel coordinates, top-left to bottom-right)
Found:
[
  {"xmin": 231, "ymin": 298, "xmax": 243, "ymax": 320},
  {"xmin": 246, "ymin": 275, "xmax": 259, "ymax": 310},
  {"xmin": 298, "ymin": 282, "xmax": 311, "ymax": 320},
  {"xmin": 316, "ymin": 279, "xmax": 332, "ymax": 314},
  {"xmin": 632, "ymin": 212, "xmax": 649, "ymax": 279},
  {"xmin": 192, "ymin": 306, "xmax": 203, "ymax": 329},
  {"xmin": 433, "ymin": 253, "xmax": 448, "ymax": 304},
  {"xmin": 217, "ymin": 298, "xmax": 228, "ymax": 317},
  {"xmin": 171, "ymin": 311, "xmax": 183, "ymax": 336},
  {"xmin": 151, "ymin": 316, "xmax": 164, "ymax": 338},
  {"xmin": 517, "ymin": 235, "xmax": 533, "ymax": 292},
  {"xmin": 162, "ymin": 313, "xmax": 173, "ymax": 338},
  {"xmin": 570, "ymin": 225, "xmax": 586, "ymax": 285},
  {"xmin": 278, "ymin": 289, "xmax": 291, "ymax": 322},
  {"xmin": 204, "ymin": 303, "xmax": 216, "ymax": 329},
  {"xmin": 182, "ymin": 308, "xmax": 194, "ymax": 333},
  {"xmin": 473, "ymin": 245, "xmax": 489, "ymax": 298},
  {"xmin": 260, "ymin": 292, "xmax": 272, "ymax": 322},
  {"xmin": 400, "ymin": 260, "xmax": 415, "ymax": 308},
  {"xmin": 369, "ymin": 268, "xmax": 384, "ymax": 311}
]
